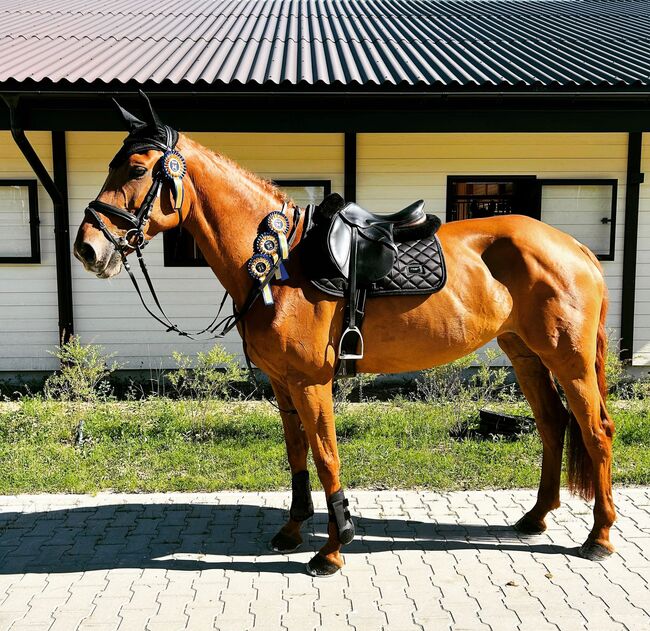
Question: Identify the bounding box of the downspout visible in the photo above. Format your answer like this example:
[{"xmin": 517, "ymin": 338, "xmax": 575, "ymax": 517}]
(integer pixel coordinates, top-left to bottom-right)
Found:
[
  {"xmin": 620, "ymin": 132, "xmax": 643, "ymax": 364},
  {"xmin": 2, "ymin": 95, "xmax": 74, "ymax": 344}
]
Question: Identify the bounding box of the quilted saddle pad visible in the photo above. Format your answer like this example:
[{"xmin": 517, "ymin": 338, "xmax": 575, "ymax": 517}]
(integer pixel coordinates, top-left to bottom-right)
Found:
[{"xmin": 310, "ymin": 233, "xmax": 446, "ymax": 297}]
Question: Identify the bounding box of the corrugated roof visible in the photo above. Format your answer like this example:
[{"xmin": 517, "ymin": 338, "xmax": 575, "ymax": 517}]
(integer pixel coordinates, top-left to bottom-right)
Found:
[{"xmin": 1, "ymin": 0, "xmax": 650, "ymax": 89}]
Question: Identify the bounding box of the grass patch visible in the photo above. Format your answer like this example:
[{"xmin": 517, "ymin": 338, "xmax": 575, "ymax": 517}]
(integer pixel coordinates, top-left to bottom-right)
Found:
[{"xmin": 0, "ymin": 399, "xmax": 648, "ymax": 493}]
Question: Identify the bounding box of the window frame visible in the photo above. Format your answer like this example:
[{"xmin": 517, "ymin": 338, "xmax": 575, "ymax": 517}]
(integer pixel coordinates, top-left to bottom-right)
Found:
[
  {"xmin": 0, "ymin": 179, "xmax": 40, "ymax": 264},
  {"xmin": 163, "ymin": 178, "xmax": 332, "ymax": 267},
  {"xmin": 538, "ymin": 178, "xmax": 618, "ymax": 262},
  {"xmin": 445, "ymin": 175, "xmax": 540, "ymax": 223}
]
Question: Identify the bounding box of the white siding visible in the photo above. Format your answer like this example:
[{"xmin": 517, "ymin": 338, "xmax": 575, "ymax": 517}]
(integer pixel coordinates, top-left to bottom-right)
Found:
[
  {"xmin": 0, "ymin": 131, "xmax": 59, "ymax": 371},
  {"xmin": 357, "ymin": 133, "xmax": 627, "ymax": 354},
  {"xmin": 0, "ymin": 130, "xmax": 637, "ymax": 372},
  {"xmin": 634, "ymin": 136, "xmax": 650, "ymax": 365},
  {"xmin": 67, "ymin": 132, "xmax": 344, "ymax": 370}
]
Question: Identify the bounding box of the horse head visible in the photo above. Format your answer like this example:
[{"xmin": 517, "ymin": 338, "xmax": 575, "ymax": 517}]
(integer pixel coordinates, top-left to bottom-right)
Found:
[{"xmin": 74, "ymin": 92, "xmax": 192, "ymax": 278}]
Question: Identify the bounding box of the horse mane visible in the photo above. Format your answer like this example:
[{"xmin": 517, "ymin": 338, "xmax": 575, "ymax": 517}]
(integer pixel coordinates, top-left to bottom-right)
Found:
[{"xmin": 180, "ymin": 134, "xmax": 288, "ymax": 205}]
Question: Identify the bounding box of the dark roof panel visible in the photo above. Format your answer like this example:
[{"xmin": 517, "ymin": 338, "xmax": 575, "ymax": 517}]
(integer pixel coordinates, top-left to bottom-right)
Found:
[{"xmin": 1, "ymin": 0, "xmax": 650, "ymax": 88}]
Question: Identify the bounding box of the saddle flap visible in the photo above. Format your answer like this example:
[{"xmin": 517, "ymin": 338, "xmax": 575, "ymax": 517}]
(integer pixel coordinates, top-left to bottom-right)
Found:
[{"xmin": 327, "ymin": 214, "xmax": 397, "ymax": 283}]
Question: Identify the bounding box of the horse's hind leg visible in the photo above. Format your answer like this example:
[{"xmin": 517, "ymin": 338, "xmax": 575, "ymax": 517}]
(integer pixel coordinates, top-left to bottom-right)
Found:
[
  {"xmin": 269, "ymin": 379, "xmax": 313, "ymax": 553},
  {"xmin": 497, "ymin": 333, "xmax": 570, "ymax": 533},
  {"xmin": 549, "ymin": 364, "xmax": 616, "ymax": 560}
]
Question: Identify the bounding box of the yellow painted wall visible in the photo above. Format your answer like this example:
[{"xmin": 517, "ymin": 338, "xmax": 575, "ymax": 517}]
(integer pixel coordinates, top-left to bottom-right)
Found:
[{"xmin": 358, "ymin": 132, "xmax": 627, "ymax": 361}]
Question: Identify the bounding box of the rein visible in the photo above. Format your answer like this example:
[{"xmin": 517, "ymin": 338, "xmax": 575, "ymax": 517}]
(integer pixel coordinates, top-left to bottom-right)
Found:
[{"xmin": 84, "ymin": 127, "xmax": 304, "ymax": 341}]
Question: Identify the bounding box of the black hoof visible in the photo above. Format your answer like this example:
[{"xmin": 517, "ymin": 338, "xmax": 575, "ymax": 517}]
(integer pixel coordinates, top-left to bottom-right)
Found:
[
  {"xmin": 513, "ymin": 515, "xmax": 546, "ymax": 535},
  {"xmin": 270, "ymin": 531, "xmax": 302, "ymax": 553},
  {"xmin": 306, "ymin": 554, "xmax": 342, "ymax": 577},
  {"xmin": 578, "ymin": 540, "xmax": 614, "ymax": 561}
]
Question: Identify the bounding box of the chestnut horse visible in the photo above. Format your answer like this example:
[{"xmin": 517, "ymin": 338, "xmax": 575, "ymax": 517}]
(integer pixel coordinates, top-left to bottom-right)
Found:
[{"xmin": 74, "ymin": 114, "xmax": 615, "ymax": 575}]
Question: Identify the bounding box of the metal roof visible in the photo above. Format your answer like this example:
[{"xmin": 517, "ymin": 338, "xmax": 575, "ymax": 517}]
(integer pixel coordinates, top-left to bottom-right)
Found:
[{"xmin": 1, "ymin": 0, "xmax": 650, "ymax": 89}]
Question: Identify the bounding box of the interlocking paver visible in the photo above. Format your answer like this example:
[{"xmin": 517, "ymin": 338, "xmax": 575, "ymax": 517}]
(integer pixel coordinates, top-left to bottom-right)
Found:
[{"xmin": 0, "ymin": 489, "xmax": 649, "ymax": 631}]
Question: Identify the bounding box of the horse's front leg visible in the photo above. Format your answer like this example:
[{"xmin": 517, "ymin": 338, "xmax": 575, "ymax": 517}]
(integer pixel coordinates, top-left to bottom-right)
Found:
[
  {"xmin": 288, "ymin": 379, "xmax": 354, "ymax": 576},
  {"xmin": 269, "ymin": 379, "xmax": 314, "ymax": 553}
]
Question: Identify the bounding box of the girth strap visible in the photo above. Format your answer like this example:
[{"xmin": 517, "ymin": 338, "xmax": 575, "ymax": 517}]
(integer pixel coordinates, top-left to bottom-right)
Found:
[{"xmin": 327, "ymin": 488, "xmax": 355, "ymax": 545}]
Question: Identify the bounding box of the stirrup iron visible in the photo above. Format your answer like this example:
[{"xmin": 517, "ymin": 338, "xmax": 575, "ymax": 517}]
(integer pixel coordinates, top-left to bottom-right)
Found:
[
  {"xmin": 338, "ymin": 326, "xmax": 364, "ymax": 360},
  {"xmin": 339, "ymin": 227, "xmax": 364, "ymax": 361}
]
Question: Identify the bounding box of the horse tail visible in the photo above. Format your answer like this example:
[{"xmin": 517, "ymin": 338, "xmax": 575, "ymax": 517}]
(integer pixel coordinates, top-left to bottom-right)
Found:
[{"xmin": 566, "ymin": 246, "xmax": 612, "ymax": 501}]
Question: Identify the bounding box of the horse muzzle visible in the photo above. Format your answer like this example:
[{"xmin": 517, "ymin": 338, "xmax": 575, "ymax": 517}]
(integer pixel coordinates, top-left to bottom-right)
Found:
[{"xmin": 73, "ymin": 227, "xmax": 123, "ymax": 278}]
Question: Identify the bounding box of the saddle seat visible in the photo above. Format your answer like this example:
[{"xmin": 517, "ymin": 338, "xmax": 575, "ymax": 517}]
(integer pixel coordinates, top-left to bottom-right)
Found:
[{"xmin": 350, "ymin": 199, "xmax": 426, "ymax": 227}]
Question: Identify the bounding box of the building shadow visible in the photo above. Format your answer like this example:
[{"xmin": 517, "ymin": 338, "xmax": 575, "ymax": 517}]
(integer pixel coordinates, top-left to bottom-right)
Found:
[{"xmin": 0, "ymin": 503, "xmax": 577, "ymax": 575}]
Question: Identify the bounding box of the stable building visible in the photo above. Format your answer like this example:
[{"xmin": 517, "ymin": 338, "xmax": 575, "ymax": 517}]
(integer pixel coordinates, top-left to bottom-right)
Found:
[{"xmin": 1, "ymin": 0, "xmax": 650, "ymax": 375}]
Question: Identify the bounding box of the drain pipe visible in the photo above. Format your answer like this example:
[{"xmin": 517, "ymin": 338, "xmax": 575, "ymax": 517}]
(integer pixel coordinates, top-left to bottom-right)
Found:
[{"xmin": 2, "ymin": 95, "xmax": 74, "ymax": 344}]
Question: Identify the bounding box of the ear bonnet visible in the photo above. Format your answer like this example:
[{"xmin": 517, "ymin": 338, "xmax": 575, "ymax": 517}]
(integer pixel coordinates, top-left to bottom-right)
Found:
[{"xmin": 109, "ymin": 91, "xmax": 179, "ymax": 169}]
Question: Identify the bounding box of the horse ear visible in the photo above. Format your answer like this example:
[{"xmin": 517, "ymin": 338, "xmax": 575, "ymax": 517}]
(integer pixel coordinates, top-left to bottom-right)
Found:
[
  {"xmin": 138, "ymin": 90, "xmax": 163, "ymax": 128},
  {"xmin": 112, "ymin": 98, "xmax": 147, "ymax": 133}
]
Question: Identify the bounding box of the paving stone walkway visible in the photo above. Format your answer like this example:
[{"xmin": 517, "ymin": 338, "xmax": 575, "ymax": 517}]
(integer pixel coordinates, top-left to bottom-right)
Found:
[{"xmin": 0, "ymin": 488, "xmax": 649, "ymax": 631}]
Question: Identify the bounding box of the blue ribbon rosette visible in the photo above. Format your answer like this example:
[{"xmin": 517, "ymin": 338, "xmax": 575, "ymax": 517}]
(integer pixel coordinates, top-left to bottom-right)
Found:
[
  {"xmin": 247, "ymin": 252, "xmax": 276, "ymax": 306},
  {"xmin": 161, "ymin": 150, "xmax": 187, "ymax": 211},
  {"xmin": 265, "ymin": 211, "xmax": 290, "ymax": 260},
  {"xmin": 254, "ymin": 232, "xmax": 289, "ymax": 281}
]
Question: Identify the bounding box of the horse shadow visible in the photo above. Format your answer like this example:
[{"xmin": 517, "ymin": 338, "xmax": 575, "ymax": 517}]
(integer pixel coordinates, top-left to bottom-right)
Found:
[{"xmin": 0, "ymin": 503, "xmax": 578, "ymax": 575}]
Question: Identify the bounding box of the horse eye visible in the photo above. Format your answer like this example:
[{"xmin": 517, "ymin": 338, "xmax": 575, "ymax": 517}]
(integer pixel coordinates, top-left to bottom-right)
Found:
[{"xmin": 129, "ymin": 166, "xmax": 147, "ymax": 179}]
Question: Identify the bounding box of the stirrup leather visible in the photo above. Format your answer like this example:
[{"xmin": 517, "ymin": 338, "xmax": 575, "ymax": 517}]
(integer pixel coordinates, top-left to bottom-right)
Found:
[{"xmin": 338, "ymin": 227, "xmax": 364, "ymax": 360}]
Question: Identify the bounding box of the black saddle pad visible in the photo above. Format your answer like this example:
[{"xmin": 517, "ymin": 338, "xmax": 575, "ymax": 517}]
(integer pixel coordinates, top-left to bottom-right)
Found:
[{"xmin": 310, "ymin": 233, "xmax": 446, "ymax": 297}]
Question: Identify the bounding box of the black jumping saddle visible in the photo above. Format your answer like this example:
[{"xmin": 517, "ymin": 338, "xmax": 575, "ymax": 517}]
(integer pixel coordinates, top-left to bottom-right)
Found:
[{"xmin": 302, "ymin": 193, "xmax": 446, "ymax": 375}]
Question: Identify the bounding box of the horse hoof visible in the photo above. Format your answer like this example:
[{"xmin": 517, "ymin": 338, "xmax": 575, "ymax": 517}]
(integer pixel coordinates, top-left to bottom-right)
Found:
[
  {"xmin": 306, "ymin": 554, "xmax": 342, "ymax": 577},
  {"xmin": 270, "ymin": 531, "xmax": 302, "ymax": 553},
  {"xmin": 513, "ymin": 515, "xmax": 546, "ymax": 535},
  {"xmin": 579, "ymin": 540, "xmax": 614, "ymax": 561}
]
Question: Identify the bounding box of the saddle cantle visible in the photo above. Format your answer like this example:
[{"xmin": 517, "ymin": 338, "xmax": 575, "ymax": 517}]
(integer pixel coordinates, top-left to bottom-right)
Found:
[{"xmin": 301, "ymin": 193, "xmax": 447, "ymax": 375}]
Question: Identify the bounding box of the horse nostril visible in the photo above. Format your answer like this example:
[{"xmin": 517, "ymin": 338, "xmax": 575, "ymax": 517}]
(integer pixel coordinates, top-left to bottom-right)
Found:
[{"xmin": 78, "ymin": 242, "xmax": 97, "ymax": 265}]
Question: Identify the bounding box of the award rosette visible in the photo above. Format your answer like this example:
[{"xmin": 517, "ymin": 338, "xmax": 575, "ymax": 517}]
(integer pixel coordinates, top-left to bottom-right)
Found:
[
  {"xmin": 247, "ymin": 252, "xmax": 275, "ymax": 306},
  {"xmin": 161, "ymin": 150, "xmax": 187, "ymax": 210},
  {"xmin": 254, "ymin": 232, "xmax": 288, "ymax": 280},
  {"xmin": 265, "ymin": 211, "xmax": 289, "ymax": 260}
]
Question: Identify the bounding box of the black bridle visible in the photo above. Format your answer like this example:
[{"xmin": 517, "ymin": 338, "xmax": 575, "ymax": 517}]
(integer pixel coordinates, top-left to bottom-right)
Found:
[
  {"xmin": 84, "ymin": 125, "xmax": 303, "ymax": 340},
  {"xmin": 85, "ymin": 126, "xmax": 173, "ymax": 253}
]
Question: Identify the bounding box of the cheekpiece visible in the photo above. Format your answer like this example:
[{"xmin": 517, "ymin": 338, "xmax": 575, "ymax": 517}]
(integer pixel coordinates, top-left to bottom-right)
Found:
[{"xmin": 161, "ymin": 150, "xmax": 186, "ymax": 211}]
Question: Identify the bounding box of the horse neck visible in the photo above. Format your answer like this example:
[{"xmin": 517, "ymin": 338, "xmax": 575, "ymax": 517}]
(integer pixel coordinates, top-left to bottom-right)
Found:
[{"xmin": 182, "ymin": 139, "xmax": 287, "ymax": 307}]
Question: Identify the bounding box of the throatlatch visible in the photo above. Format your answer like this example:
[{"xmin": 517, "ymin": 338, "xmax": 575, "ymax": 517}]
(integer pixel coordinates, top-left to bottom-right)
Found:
[
  {"xmin": 289, "ymin": 470, "xmax": 315, "ymax": 522},
  {"xmin": 327, "ymin": 489, "xmax": 355, "ymax": 545}
]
